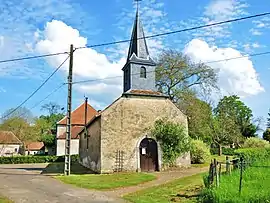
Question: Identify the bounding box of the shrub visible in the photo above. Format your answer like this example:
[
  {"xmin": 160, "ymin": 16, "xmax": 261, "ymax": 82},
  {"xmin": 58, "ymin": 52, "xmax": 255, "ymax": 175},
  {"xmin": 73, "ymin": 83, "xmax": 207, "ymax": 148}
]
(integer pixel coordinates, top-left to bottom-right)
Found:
[
  {"xmin": 190, "ymin": 140, "xmax": 210, "ymax": 164},
  {"xmin": 234, "ymin": 148, "xmax": 270, "ymax": 164},
  {"xmin": 210, "ymin": 147, "xmax": 235, "ymax": 156},
  {"xmin": 242, "ymin": 137, "xmax": 270, "ymax": 148},
  {"xmin": 0, "ymin": 155, "xmax": 79, "ymax": 164},
  {"xmin": 151, "ymin": 118, "xmax": 191, "ymax": 165}
]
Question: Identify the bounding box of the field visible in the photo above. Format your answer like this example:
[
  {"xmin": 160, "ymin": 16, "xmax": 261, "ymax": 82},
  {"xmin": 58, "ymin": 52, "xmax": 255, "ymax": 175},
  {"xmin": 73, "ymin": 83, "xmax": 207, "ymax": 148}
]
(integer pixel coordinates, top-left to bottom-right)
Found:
[
  {"xmin": 201, "ymin": 160, "xmax": 270, "ymax": 202},
  {"xmin": 0, "ymin": 196, "xmax": 12, "ymax": 203}
]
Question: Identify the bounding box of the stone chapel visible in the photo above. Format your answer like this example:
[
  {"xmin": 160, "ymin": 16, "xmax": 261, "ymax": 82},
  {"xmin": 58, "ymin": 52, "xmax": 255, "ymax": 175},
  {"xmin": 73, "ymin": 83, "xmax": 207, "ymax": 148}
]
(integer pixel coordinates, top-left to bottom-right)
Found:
[{"xmin": 78, "ymin": 8, "xmax": 190, "ymax": 174}]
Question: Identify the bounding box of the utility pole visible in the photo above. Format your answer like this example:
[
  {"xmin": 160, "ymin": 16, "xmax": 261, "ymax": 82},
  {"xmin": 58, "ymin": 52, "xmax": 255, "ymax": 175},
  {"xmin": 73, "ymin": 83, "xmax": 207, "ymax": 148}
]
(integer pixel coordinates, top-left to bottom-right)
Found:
[{"xmin": 64, "ymin": 44, "xmax": 74, "ymax": 176}]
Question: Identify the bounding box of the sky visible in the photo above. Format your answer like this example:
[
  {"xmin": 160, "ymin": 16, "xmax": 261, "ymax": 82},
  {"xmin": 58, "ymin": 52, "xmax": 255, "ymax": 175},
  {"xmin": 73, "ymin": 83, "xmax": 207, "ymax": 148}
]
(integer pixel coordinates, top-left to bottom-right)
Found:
[{"xmin": 0, "ymin": 0, "xmax": 269, "ymax": 130}]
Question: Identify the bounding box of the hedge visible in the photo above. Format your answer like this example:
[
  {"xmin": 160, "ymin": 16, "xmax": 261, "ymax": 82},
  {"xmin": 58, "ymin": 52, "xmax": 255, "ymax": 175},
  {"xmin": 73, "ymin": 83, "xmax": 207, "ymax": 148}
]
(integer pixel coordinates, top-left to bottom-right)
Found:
[
  {"xmin": 0, "ymin": 154, "xmax": 79, "ymax": 164},
  {"xmin": 210, "ymin": 147, "xmax": 235, "ymax": 156},
  {"xmin": 234, "ymin": 147, "xmax": 270, "ymax": 164}
]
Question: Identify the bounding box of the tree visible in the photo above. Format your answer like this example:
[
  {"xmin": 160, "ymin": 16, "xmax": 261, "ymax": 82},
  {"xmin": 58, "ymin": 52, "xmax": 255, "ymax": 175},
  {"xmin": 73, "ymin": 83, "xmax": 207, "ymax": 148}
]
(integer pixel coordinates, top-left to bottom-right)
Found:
[
  {"xmin": 263, "ymin": 129, "xmax": 270, "ymax": 142},
  {"xmin": 210, "ymin": 114, "xmax": 242, "ymax": 155},
  {"xmin": 155, "ymin": 49, "xmax": 218, "ymax": 103},
  {"xmin": 41, "ymin": 102, "xmax": 64, "ymax": 116},
  {"xmin": 214, "ymin": 95, "xmax": 257, "ymax": 138},
  {"xmin": 1, "ymin": 107, "xmax": 34, "ymax": 123},
  {"xmin": 180, "ymin": 93, "xmax": 214, "ymax": 144}
]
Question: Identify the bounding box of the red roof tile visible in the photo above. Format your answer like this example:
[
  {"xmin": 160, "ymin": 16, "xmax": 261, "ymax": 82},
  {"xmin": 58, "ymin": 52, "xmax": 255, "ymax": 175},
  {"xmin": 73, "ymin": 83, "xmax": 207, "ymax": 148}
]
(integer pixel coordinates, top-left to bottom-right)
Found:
[
  {"xmin": 0, "ymin": 131, "xmax": 22, "ymax": 145},
  {"xmin": 25, "ymin": 142, "xmax": 44, "ymax": 151},
  {"xmin": 57, "ymin": 103, "xmax": 98, "ymax": 125},
  {"xmin": 58, "ymin": 126, "xmax": 83, "ymax": 139}
]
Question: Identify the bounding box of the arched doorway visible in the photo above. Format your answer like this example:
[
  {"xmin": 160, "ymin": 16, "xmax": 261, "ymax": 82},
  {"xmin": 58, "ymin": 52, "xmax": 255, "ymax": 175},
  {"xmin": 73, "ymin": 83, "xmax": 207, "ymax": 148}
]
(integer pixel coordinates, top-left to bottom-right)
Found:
[{"xmin": 139, "ymin": 138, "xmax": 158, "ymax": 172}]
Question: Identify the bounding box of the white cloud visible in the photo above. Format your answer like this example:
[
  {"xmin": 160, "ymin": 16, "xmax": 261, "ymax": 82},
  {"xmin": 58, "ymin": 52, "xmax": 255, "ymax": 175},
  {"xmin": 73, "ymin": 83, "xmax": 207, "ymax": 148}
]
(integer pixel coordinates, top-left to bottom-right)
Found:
[
  {"xmin": 36, "ymin": 20, "xmax": 125, "ymax": 106},
  {"xmin": 183, "ymin": 39, "xmax": 264, "ymax": 98},
  {"xmin": 250, "ymin": 28, "xmax": 263, "ymax": 36}
]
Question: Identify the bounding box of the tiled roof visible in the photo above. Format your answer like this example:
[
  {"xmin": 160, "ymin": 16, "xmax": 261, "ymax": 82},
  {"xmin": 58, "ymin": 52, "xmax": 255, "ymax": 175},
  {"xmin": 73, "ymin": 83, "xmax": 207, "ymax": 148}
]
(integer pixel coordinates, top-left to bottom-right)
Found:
[
  {"xmin": 128, "ymin": 89, "xmax": 163, "ymax": 96},
  {"xmin": 58, "ymin": 126, "xmax": 83, "ymax": 139},
  {"xmin": 0, "ymin": 131, "xmax": 22, "ymax": 145},
  {"xmin": 25, "ymin": 142, "xmax": 44, "ymax": 151},
  {"xmin": 57, "ymin": 103, "xmax": 98, "ymax": 125}
]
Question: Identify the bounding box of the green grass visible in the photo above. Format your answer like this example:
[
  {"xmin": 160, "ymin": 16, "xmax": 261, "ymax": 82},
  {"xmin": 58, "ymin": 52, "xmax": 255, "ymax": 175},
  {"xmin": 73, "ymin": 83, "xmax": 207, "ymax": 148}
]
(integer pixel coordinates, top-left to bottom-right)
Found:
[
  {"xmin": 124, "ymin": 173, "xmax": 206, "ymax": 203},
  {"xmin": 56, "ymin": 172, "xmax": 156, "ymax": 190},
  {"xmin": 192, "ymin": 155, "xmax": 233, "ymax": 168},
  {"xmin": 201, "ymin": 160, "xmax": 270, "ymax": 202},
  {"xmin": 0, "ymin": 196, "xmax": 12, "ymax": 203}
]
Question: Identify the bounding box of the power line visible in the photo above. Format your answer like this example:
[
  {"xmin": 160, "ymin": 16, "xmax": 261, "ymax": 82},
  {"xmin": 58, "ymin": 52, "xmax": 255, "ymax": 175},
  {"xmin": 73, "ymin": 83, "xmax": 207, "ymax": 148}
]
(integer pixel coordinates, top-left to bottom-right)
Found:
[
  {"xmin": 0, "ymin": 52, "xmax": 68, "ymax": 64},
  {"xmin": 76, "ymin": 12, "xmax": 270, "ymax": 50},
  {"xmin": 0, "ymin": 12, "xmax": 268, "ymax": 64},
  {"xmin": 71, "ymin": 50, "xmax": 270, "ymax": 85},
  {"xmin": 1, "ymin": 56, "xmax": 70, "ymax": 120}
]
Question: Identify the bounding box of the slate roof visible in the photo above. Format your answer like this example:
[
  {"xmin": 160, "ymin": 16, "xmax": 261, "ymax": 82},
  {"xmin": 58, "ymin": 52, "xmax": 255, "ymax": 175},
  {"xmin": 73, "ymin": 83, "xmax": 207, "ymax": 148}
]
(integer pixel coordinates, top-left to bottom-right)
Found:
[{"xmin": 0, "ymin": 131, "xmax": 22, "ymax": 145}]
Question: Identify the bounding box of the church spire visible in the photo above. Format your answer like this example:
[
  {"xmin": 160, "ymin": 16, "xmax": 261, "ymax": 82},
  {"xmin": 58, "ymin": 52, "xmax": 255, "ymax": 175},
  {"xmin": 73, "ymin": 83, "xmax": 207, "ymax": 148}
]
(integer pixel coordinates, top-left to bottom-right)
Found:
[{"xmin": 126, "ymin": 4, "xmax": 154, "ymax": 63}]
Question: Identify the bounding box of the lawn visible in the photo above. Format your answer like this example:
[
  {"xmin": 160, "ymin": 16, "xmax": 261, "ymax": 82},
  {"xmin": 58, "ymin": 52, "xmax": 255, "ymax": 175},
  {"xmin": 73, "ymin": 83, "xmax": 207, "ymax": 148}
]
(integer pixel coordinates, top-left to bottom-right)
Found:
[
  {"xmin": 0, "ymin": 196, "xmax": 12, "ymax": 203},
  {"xmin": 192, "ymin": 154, "xmax": 233, "ymax": 168},
  {"xmin": 124, "ymin": 173, "xmax": 206, "ymax": 203},
  {"xmin": 201, "ymin": 160, "xmax": 270, "ymax": 202},
  {"xmin": 56, "ymin": 172, "xmax": 156, "ymax": 190}
]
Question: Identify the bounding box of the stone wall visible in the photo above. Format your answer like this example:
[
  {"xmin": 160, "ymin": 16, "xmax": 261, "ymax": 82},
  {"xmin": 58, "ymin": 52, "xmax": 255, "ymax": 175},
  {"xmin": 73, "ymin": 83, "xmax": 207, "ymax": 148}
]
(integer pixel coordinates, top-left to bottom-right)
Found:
[
  {"xmin": 100, "ymin": 95, "xmax": 189, "ymax": 173},
  {"xmin": 79, "ymin": 117, "xmax": 101, "ymax": 173}
]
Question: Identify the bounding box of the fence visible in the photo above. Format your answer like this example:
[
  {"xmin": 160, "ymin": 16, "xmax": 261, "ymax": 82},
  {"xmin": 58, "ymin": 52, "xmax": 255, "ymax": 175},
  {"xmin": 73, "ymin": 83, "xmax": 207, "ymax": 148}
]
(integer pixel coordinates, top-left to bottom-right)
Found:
[{"xmin": 206, "ymin": 156, "xmax": 270, "ymax": 194}]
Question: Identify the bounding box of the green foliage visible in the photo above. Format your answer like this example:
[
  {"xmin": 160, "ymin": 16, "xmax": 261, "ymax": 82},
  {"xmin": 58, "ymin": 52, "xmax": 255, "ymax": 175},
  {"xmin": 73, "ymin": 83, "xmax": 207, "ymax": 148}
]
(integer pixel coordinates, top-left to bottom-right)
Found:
[
  {"xmin": 40, "ymin": 134, "xmax": 56, "ymax": 147},
  {"xmin": 0, "ymin": 155, "xmax": 79, "ymax": 164},
  {"xmin": 214, "ymin": 95, "xmax": 257, "ymax": 138},
  {"xmin": 234, "ymin": 148, "xmax": 270, "ymax": 163},
  {"xmin": 190, "ymin": 140, "xmax": 210, "ymax": 164},
  {"xmin": 263, "ymin": 129, "xmax": 270, "ymax": 142},
  {"xmin": 151, "ymin": 119, "xmax": 190, "ymax": 165},
  {"xmin": 242, "ymin": 137, "xmax": 270, "ymax": 148},
  {"xmin": 210, "ymin": 147, "xmax": 235, "ymax": 156},
  {"xmin": 200, "ymin": 160, "xmax": 270, "ymax": 203}
]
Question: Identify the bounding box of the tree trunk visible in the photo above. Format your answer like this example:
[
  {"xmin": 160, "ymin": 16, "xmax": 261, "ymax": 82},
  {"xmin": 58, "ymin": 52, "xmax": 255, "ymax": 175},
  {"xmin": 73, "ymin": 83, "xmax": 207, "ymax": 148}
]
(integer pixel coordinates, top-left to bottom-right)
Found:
[{"xmin": 218, "ymin": 145, "xmax": 222, "ymax": 156}]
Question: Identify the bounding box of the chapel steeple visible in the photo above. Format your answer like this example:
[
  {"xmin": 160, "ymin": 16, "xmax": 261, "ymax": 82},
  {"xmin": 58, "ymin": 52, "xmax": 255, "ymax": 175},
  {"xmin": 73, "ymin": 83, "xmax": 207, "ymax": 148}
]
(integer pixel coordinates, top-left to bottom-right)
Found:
[{"xmin": 122, "ymin": 2, "xmax": 156, "ymax": 93}]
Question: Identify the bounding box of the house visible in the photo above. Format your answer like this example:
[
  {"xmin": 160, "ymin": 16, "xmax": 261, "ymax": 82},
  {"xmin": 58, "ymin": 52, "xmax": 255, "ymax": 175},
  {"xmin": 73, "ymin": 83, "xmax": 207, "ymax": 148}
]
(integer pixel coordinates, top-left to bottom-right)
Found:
[
  {"xmin": 25, "ymin": 142, "xmax": 45, "ymax": 155},
  {"xmin": 56, "ymin": 101, "xmax": 98, "ymax": 156},
  {"xmin": 0, "ymin": 131, "xmax": 22, "ymax": 156},
  {"xmin": 78, "ymin": 9, "xmax": 190, "ymax": 174}
]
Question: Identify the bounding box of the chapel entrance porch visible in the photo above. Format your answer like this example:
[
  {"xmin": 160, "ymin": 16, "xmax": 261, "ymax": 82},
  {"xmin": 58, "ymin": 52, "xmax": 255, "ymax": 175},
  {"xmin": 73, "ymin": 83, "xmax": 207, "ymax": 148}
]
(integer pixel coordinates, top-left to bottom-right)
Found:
[{"xmin": 139, "ymin": 138, "xmax": 159, "ymax": 172}]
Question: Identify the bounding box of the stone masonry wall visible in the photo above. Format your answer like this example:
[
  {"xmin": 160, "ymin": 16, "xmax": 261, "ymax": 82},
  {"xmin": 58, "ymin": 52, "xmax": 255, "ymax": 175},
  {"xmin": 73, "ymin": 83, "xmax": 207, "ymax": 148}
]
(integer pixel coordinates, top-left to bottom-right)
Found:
[
  {"xmin": 79, "ymin": 117, "xmax": 101, "ymax": 173},
  {"xmin": 100, "ymin": 95, "xmax": 189, "ymax": 173}
]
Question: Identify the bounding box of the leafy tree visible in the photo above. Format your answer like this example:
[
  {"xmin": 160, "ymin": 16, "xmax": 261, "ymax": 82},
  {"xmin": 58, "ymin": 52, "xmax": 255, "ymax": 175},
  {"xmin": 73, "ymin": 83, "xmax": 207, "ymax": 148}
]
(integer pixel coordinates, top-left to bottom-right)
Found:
[
  {"xmin": 190, "ymin": 139, "xmax": 211, "ymax": 164},
  {"xmin": 214, "ymin": 95, "xmax": 257, "ymax": 138},
  {"xmin": 243, "ymin": 137, "xmax": 270, "ymax": 148},
  {"xmin": 40, "ymin": 134, "xmax": 56, "ymax": 147},
  {"xmin": 41, "ymin": 102, "xmax": 64, "ymax": 116},
  {"xmin": 210, "ymin": 114, "xmax": 242, "ymax": 156},
  {"xmin": 155, "ymin": 49, "xmax": 218, "ymax": 102},
  {"xmin": 263, "ymin": 129, "xmax": 270, "ymax": 142},
  {"xmin": 179, "ymin": 93, "xmax": 214, "ymax": 144},
  {"xmin": 151, "ymin": 118, "xmax": 191, "ymax": 166}
]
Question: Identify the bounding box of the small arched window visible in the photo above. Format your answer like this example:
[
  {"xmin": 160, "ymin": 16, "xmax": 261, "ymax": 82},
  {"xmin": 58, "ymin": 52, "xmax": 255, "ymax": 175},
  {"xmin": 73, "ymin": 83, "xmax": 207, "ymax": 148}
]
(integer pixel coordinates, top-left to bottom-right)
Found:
[{"xmin": 140, "ymin": 66, "xmax": 146, "ymax": 78}]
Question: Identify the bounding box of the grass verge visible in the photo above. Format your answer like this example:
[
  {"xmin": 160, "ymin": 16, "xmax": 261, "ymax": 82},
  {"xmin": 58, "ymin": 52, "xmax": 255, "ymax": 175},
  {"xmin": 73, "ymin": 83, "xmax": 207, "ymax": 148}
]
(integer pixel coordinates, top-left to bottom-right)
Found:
[
  {"xmin": 124, "ymin": 173, "xmax": 206, "ymax": 203},
  {"xmin": 0, "ymin": 196, "xmax": 12, "ymax": 203},
  {"xmin": 201, "ymin": 160, "xmax": 270, "ymax": 202},
  {"xmin": 56, "ymin": 172, "xmax": 156, "ymax": 190}
]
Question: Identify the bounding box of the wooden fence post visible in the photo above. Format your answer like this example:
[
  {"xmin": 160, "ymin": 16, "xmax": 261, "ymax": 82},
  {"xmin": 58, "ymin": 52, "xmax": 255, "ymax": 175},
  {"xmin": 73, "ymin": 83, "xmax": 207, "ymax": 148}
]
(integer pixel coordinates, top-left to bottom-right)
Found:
[
  {"xmin": 239, "ymin": 157, "xmax": 244, "ymax": 194},
  {"xmin": 226, "ymin": 156, "xmax": 231, "ymax": 174},
  {"xmin": 214, "ymin": 159, "xmax": 218, "ymax": 187}
]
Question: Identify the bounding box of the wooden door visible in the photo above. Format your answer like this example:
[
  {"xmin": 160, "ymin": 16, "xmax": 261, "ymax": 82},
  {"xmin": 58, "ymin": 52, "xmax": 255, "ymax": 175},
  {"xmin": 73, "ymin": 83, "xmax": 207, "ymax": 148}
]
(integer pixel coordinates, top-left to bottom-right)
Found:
[{"xmin": 140, "ymin": 138, "xmax": 158, "ymax": 172}]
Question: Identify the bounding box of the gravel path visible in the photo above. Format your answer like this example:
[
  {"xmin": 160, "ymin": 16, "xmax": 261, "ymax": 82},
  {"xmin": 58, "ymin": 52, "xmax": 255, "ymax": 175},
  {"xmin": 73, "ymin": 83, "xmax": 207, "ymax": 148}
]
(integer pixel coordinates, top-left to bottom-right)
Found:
[{"xmin": 0, "ymin": 164, "xmax": 127, "ymax": 203}]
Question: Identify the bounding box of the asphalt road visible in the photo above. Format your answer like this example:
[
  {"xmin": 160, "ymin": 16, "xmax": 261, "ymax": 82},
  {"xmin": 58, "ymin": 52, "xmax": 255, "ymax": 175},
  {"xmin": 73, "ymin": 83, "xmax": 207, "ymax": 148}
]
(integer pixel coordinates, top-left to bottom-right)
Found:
[{"xmin": 0, "ymin": 164, "xmax": 127, "ymax": 203}]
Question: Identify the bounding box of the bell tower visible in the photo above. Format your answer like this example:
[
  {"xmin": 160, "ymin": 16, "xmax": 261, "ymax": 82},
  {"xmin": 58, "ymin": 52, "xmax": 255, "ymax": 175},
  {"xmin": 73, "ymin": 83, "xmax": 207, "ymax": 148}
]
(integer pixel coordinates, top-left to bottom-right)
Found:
[{"xmin": 122, "ymin": 1, "xmax": 156, "ymax": 93}]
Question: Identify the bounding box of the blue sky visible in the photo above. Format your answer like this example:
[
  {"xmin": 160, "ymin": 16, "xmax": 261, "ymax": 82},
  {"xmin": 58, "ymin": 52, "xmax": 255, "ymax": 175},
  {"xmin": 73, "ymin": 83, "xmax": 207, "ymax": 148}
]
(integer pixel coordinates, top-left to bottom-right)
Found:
[{"xmin": 0, "ymin": 0, "xmax": 270, "ymax": 130}]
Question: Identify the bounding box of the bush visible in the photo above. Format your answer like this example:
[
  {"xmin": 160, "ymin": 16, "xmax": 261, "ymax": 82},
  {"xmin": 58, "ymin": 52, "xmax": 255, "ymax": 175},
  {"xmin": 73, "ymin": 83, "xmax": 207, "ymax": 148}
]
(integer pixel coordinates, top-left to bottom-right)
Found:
[
  {"xmin": 210, "ymin": 147, "xmax": 235, "ymax": 156},
  {"xmin": 234, "ymin": 148, "xmax": 270, "ymax": 164},
  {"xmin": 0, "ymin": 154, "xmax": 79, "ymax": 164},
  {"xmin": 190, "ymin": 140, "xmax": 210, "ymax": 164},
  {"xmin": 242, "ymin": 137, "xmax": 270, "ymax": 148}
]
